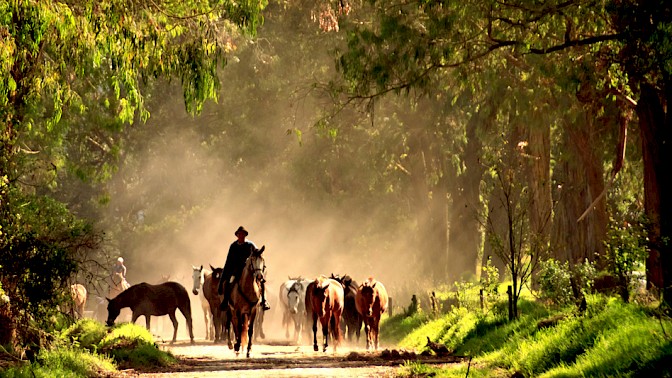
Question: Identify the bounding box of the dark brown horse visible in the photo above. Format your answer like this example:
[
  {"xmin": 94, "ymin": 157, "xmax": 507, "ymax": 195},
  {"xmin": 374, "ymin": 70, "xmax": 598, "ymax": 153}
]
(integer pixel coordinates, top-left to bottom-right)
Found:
[
  {"xmin": 355, "ymin": 277, "xmax": 388, "ymax": 350},
  {"xmin": 330, "ymin": 273, "xmax": 362, "ymax": 344},
  {"xmin": 227, "ymin": 245, "xmax": 266, "ymax": 357},
  {"xmin": 309, "ymin": 276, "xmax": 344, "ymax": 352},
  {"xmin": 106, "ymin": 281, "xmax": 194, "ymax": 344},
  {"xmin": 203, "ymin": 265, "xmax": 231, "ymax": 346}
]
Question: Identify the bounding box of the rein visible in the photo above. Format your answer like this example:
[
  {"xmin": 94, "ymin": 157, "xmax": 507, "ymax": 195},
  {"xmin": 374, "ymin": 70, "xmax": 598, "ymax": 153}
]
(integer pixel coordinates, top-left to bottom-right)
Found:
[{"xmin": 234, "ymin": 255, "xmax": 264, "ymax": 308}]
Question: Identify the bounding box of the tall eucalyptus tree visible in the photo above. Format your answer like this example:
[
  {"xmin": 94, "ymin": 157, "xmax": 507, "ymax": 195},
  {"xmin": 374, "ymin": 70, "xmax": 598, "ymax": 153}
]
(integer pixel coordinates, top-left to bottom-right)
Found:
[
  {"xmin": 333, "ymin": 0, "xmax": 671, "ymax": 303},
  {"xmin": 0, "ymin": 0, "xmax": 265, "ymax": 345}
]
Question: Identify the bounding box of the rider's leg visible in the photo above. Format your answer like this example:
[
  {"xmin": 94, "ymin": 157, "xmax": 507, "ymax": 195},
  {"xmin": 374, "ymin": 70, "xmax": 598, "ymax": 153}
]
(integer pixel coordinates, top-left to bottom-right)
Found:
[
  {"xmin": 261, "ymin": 280, "xmax": 270, "ymax": 311},
  {"xmin": 219, "ymin": 280, "xmax": 231, "ymax": 311}
]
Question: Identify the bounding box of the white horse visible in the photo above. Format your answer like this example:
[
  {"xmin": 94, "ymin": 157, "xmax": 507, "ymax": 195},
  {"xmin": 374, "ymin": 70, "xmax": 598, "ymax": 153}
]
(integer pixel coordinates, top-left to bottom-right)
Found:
[
  {"xmin": 279, "ymin": 276, "xmax": 310, "ymax": 343},
  {"xmin": 191, "ymin": 265, "xmax": 215, "ymax": 341}
]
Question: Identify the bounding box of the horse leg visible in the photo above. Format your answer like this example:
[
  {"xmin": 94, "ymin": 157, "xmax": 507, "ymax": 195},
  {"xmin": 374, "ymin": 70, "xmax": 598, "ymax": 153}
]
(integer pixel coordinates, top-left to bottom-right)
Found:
[
  {"xmin": 169, "ymin": 312, "xmax": 179, "ymax": 344},
  {"xmin": 321, "ymin": 315, "xmax": 330, "ymax": 352},
  {"xmin": 373, "ymin": 317, "xmax": 380, "ymax": 350},
  {"xmin": 258, "ymin": 310, "xmax": 265, "ymax": 339},
  {"xmin": 333, "ymin": 311, "xmax": 342, "ymax": 352},
  {"xmin": 364, "ymin": 319, "xmax": 371, "ymax": 350},
  {"xmin": 293, "ymin": 316, "xmax": 301, "ymax": 344},
  {"xmin": 234, "ymin": 311, "xmax": 243, "ymax": 355},
  {"xmin": 312, "ymin": 313, "xmax": 319, "ymax": 352},
  {"xmin": 203, "ymin": 311, "xmax": 209, "ymax": 340},
  {"xmin": 181, "ymin": 307, "xmax": 194, "ymax": 344},
  {"xmin": 246, "ymin": 313, "xmax": 254, "ymax": 358},
  {"xmin": 283, "ymin": 311, "xmax": 290, "ymax": 339},
  {"xmin": 225, "ymin": 309, "xmax": 234, "ymax": 350},
  {"xmin": 212, "ymin": 308, "xmax": 221, "ymax": 343},
  {"xmin": 209, "ymin": 312, "xmax": 215, "ymax": 341},
  {"xmin": 356, "ymin": 318, "xmax": 362, "ymax": 344}
]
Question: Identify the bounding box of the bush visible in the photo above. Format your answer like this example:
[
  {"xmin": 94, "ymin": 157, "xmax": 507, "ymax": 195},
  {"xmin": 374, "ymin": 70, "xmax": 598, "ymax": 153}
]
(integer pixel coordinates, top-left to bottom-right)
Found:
[
  {"xmin": 59, "ymin": 319, "xmax": 107, "ymax": 352},
  {"xmin": 98, "ymin": 323, "xmax": 176, "ymax": 369},
  {"xmin": 538, "ymin": 259, "xmax": 595, "ymax": 308},
  {"xmin": 0, "ymin": 348, "xmax": 115, "ymax": 378}
]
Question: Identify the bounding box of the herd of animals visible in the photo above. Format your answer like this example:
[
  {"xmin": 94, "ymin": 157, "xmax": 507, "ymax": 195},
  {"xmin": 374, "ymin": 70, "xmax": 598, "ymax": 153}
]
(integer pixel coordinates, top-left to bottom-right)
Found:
[{"xmin": 68, "ymin": 246, "xmax": 390, "ymax": 358}]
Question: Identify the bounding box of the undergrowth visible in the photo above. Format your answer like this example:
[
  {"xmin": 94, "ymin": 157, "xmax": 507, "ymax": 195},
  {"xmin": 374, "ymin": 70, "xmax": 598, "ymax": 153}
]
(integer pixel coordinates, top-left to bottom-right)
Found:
[
  {"xmin": 0, "ymin": 320, "xmax": 176, "ymax": 377},
  {"xmin": 386, "ymin": 295, "xmax": 672, "ymax": 377}
]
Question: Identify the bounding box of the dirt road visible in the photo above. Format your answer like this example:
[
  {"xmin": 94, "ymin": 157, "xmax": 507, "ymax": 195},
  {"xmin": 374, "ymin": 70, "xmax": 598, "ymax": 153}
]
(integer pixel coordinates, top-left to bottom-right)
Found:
[{"xmin": 128, "ymin": 338, "xmax": 464, "ymax": 378}]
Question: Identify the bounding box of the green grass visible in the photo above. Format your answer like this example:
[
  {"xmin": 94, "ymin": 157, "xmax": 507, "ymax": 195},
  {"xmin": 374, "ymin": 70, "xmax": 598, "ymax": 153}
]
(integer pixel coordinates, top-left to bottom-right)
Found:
[
  {"xmin": 98, "ymin": 322, "xmax": 176, "ymax": 369},
  {"xmin": 380, "ymin": 311, "xmax": 430, "ymax": 344},
  {"xmin": 0, "ymin": 348, "xmax": 116, "ymax": 378},
  {"xmin": 59, "ymin": 318, "xmax": 107, "ymax": 352},
  {"xmin": 0, "ymin": 320, "xmax": 177, "ymax": 376},
  {"xmin": 381, "ymin": 294, "xmax": 672, "ymax": 377}
]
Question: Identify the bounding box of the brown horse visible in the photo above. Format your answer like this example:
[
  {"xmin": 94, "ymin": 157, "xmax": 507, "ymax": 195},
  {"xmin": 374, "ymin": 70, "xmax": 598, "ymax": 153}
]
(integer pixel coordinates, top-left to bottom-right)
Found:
[
  {"xmin": 330, "ymin": 273, "xmax": 362, "ymax": 344},
  {"xmin": 203, "ymin": 265, "xmax": 232, "ymax": 346},
  {"xmin": 227, "ymin": 245, "xmax": 266, "ymax": 357},
  {"xmin": 309, "ymin": 276, "xmax": 344, "ymax": 352},
  {"xmin": 355, "ymin": 277, "xmax": 388, "ymax": 350},
  {"xmin": 106, "ymin": 281, "xmax": 194, "ymax": 344},
  {"xmin": 69, "ymin": 284, "xmax": 87, "ymax": 319}
]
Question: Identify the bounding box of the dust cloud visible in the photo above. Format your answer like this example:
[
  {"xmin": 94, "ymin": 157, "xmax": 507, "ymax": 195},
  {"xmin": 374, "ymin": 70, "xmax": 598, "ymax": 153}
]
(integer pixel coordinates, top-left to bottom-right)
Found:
[{"xmin": 96, "ymin": 94, "xmax": 430, "ymax": 341}]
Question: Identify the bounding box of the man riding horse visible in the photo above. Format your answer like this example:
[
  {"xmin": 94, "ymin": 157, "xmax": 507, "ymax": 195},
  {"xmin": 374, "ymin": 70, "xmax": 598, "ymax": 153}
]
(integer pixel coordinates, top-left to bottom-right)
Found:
[{"xmin": 218, "ymin": 226, "xmax": 271, "ymax": 311}]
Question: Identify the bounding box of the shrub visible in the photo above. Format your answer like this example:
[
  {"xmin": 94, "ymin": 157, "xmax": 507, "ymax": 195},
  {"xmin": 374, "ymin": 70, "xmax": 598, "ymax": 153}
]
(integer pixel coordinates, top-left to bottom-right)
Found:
[
  {"xmin": 538, "ymin": 259, "xmax": 595, "ymax": 308},
  {"xmin": 98, "ymin": 323, "xmax": 175, "ymax": 369},
  {"xmin": 59, "ymin": 319, "xmax": 107, "ymax": 352},
  {"xmin": 0, "ymin": 348, "xmax": 115, "ymax": 378}
]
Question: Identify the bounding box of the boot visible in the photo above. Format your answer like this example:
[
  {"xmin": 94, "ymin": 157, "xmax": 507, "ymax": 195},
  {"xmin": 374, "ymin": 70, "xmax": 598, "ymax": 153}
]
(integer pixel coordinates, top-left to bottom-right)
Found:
[
  {"xmin": 261, "ymin": 282, "xmax": 270, "ymax": 311},
  {"xmin": 261, "ymin": 298, "xmax": 271, "ymax": 311}
]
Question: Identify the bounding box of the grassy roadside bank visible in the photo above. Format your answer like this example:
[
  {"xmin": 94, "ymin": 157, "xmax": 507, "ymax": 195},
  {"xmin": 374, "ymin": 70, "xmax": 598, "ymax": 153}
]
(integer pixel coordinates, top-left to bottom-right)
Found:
[
  {"xmin": 381, "ymin": 295, "xmax": 672, "ymax": 377},
  {"xmin": 0, "ymin": 320, "xmax": 175, "ymax": 378}
]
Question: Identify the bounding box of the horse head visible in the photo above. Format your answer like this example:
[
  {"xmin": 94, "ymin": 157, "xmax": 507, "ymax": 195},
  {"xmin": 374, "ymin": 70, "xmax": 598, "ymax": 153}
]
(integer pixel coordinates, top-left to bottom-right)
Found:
[
  {"xmin": 191, "ymin": 265, "xmax": 204, "ymax": 295},
  {"xmin": 210, "ymin": 265, "xmax": 222, "ymax": 281},
  {"xmin": 248, "ymin": 246, "xmax": 266, "ymax": 282},
  {"xmin": 360, "ymin": 279, "xmax": 378, "ymax": 317},
  {"xmin": 105, "ymin": 297, "xmax": 120, "ymax": 326},
  {"xmin": 287, "ymin": 280, "xmax": 304, "ymax": 314},
  {"xmin": 312, "ymin": 276, "xmax": 333, "ymax": 317}
]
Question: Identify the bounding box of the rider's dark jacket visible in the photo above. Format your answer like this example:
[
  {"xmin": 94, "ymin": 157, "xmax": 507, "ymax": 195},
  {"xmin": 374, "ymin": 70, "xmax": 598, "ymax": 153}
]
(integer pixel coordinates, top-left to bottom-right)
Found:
[{"xmin": 222, "ymin": 239, "xmax": 257, "ymax": 281}]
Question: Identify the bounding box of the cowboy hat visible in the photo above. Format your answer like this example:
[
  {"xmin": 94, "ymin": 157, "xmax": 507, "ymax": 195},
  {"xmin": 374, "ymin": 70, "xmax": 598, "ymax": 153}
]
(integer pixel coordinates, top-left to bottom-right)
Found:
[{"xmin": 235, "ymin": 226, "xmax": 249, "ymax": 236}]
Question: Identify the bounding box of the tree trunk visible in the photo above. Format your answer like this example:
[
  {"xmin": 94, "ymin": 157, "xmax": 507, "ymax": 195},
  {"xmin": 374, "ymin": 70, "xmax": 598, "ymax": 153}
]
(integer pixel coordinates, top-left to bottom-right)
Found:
[
  {"xmin": 637, "ymin": 85, "xmax": 667, "ymax": 294},
  {"xmin": 447, "ymin": 140, "xmax": 482, "ymax": 280},
  {"xmin": 407, "ymin": 125, "xmax": 448, "ymax": 281},
  {"xmin": 527, "ymin": 124, "xmax": 552, "ymax": 244},
  {"xmin": 526, "ymin": 123, "xmax": 552, "ymax": 287},
  {"xmin": 551, "ymin": 113, "xmax": 607, "ymax": 264}
]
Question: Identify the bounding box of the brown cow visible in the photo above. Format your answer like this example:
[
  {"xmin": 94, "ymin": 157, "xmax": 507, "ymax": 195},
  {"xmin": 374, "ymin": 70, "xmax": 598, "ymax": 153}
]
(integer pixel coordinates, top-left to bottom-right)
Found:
[
  {"xmin": 309, "ymin": 276, "xmax": 344, "ymax": 352},
  {"xmin": 355, "ymin": 277, "xmax": 388, "ymax": 350}
]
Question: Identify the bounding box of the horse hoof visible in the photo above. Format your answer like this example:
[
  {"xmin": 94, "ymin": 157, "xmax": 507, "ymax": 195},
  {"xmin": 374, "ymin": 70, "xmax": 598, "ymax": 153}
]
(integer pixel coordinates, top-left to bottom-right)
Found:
[{"xmin": 313, "ymin": 345, "xmax": 318, "ymax": 352}]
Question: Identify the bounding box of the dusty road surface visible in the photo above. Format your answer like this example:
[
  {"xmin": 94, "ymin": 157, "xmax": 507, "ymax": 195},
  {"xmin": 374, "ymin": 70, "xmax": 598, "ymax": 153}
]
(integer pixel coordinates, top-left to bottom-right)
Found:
[{"xmin": 127, "ymin": 337, "xmax": 465, "ymax": 378}]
